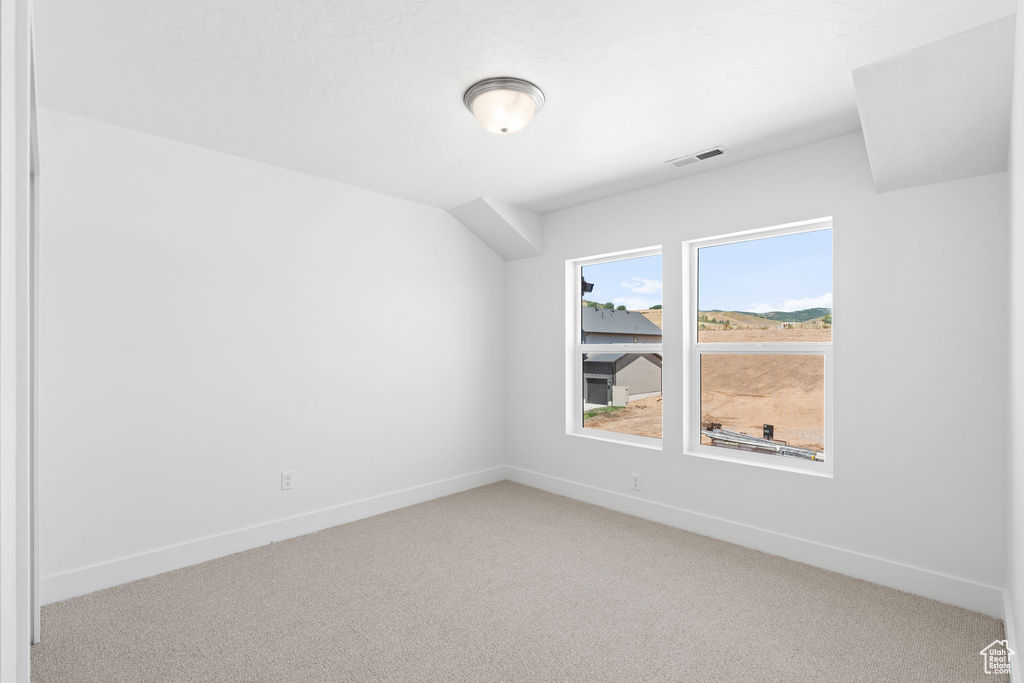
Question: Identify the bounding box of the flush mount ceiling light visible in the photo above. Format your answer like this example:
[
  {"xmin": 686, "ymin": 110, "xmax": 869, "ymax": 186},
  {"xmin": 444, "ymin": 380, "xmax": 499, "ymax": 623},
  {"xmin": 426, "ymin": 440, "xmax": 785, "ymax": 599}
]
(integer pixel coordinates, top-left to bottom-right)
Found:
[{"xmin": 463, "ymin": 78, "xmax": 545, "ymax": 134}]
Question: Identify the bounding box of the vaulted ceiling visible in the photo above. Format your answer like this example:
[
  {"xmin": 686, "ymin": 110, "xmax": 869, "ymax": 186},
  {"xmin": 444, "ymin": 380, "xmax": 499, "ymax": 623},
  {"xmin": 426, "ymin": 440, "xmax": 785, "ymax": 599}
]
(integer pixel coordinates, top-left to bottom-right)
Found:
[{"xmin": 33, "ymin": 0, "xmax": 1015, "ymax": 213}]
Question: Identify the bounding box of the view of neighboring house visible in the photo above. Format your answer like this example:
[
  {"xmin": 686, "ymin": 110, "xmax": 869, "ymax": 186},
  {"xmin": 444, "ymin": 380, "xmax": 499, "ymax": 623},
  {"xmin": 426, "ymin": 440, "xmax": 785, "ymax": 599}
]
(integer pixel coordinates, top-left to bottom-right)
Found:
[
  {"xmin": 583, "ymin": 353, "xmax": 663, "ymax": 405},
  {"xmin": 582, "ymin": 307, "xmax": 662, "ymax": 405}
]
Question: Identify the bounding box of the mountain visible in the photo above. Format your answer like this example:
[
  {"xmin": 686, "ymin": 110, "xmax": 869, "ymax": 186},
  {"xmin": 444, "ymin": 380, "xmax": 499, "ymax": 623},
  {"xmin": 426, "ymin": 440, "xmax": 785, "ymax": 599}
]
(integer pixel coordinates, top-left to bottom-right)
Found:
[
  {"xmin": 737, "ymin": 307, "xmax": 831, "ymax": 322},
  {"xmin": 585, "ymin": 302, "xmax": 831, "ymax": 324}
]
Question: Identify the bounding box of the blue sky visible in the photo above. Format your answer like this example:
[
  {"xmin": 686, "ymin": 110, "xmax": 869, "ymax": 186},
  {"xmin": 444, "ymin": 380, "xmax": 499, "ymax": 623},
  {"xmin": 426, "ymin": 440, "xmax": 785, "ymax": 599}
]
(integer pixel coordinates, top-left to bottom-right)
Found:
[
  {"xmin": 581, "ymin": 230, "xmax": 831, "ymax": 313},
  {"xmin": 698, "ymin": 229, "xmax": 832, "ymax": 312},
  {"xmin": 583, "ymin": 254, "xmax": 663, "ymax": 310}
]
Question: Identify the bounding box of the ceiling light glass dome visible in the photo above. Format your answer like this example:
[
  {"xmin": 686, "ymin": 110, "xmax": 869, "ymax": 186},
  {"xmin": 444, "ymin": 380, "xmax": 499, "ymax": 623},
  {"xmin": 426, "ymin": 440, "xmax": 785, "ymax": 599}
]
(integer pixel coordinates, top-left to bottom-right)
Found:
[{"xmin": 463, "ymin": 78, "xmax": 545, "ymax": 134}]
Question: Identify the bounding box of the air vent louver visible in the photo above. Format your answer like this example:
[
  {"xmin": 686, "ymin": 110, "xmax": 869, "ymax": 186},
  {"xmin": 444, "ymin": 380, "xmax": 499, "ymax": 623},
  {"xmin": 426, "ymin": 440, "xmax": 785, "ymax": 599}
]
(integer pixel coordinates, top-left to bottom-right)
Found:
[{"xmin": 665, "ymin": 146, "xmax": 728, "ymax": 168}]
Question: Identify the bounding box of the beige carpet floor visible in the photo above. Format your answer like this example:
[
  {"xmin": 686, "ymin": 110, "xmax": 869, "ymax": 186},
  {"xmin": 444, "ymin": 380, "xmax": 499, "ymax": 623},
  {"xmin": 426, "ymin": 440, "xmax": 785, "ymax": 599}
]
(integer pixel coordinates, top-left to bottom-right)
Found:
[{"xmin": 32, "ymin": 481, "xmax": 1006, "ymax": 682}]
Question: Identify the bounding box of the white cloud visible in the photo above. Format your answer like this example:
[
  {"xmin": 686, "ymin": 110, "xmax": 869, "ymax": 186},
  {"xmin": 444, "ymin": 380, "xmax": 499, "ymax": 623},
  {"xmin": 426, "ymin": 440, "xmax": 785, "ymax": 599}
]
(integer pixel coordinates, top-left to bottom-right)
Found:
[
  {"xmin": 620, "ymin": 278, "xmax": 662, "ymax": 295},
  {"xmin": 747, "ymin": 292, "xmax": 832, "ymax": 313},
  {"xmin": 613, "ymin": 296, "xmax": 659, "ymax": 310}
]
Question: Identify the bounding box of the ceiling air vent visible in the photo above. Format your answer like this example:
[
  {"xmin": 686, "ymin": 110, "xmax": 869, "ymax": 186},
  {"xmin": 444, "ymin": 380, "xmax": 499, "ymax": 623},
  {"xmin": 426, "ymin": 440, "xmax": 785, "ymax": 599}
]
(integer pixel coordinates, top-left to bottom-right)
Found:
[{"xmin": 665, "ymin": 146, "xmax": 728, "ymax": 168}]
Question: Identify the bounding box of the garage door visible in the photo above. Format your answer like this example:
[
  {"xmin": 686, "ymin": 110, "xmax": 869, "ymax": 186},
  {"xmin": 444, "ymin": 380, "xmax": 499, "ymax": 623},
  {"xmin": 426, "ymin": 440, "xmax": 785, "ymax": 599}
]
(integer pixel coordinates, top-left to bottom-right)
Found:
[{"xmin": 586, "ymin": 378, "xmax": 609, "ymax": 405}]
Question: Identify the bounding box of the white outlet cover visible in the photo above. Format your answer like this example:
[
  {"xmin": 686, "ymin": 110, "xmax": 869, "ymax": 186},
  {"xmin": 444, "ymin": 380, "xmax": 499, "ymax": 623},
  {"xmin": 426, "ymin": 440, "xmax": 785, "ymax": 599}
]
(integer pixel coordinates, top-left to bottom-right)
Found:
[
  {"xmin": 281, "ymin": 470, "xmax": 294, "ymax": 491},
  {"xmin": 631, "ymin": 473, "xmax": 641, "ymax": 491}
]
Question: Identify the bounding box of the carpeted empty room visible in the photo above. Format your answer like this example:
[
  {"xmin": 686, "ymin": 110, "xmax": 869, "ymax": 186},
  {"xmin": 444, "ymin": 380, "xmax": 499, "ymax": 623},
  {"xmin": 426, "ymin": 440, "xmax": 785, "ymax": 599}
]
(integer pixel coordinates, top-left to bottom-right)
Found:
[
  {"xmin": 3, "ymin": 1, "xmax": 1024, "ymax": 682},
  {"xmin": 31, "ymin": 483, "xmax": 1005, "ymax": 683}
]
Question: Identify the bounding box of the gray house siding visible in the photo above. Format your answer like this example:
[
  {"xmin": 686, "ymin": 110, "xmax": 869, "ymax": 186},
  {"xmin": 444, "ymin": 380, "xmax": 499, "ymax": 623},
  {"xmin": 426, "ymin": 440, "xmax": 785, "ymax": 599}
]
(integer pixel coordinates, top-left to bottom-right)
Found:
[
  {"xmin": 614, "ymin": 354, "xmax": 662, "ymax": 396},
  {"xmin": 583, "ymin": 332, "xmax": 662, "ymax": 344}
]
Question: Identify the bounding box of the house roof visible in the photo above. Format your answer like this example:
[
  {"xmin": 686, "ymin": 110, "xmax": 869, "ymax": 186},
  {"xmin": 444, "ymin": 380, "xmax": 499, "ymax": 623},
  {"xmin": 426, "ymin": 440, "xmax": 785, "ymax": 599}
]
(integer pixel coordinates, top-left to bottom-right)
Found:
[
  {"xmin": 584, "ymin": 353, "xmax": 663, "ymax": 364},
  {"xmin": 582, "ymin": 307, "xmax": 662, "ymax": 336},
  {"xmin": 583, "ymin": 353, "xmax": 626, "ymax": 364}
]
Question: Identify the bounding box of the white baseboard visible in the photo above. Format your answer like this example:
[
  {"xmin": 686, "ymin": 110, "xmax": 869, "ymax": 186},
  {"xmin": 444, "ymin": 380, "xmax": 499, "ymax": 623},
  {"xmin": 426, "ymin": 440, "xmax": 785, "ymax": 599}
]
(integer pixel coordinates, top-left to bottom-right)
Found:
[
  {"xmin": 507, "ymin": 466, "xmax": 1004, "ymax": 617},
  {"xmin": 42, "ymin": 466, "xmax": 507, "ymax": 605},
  {"xmin": 44, "ymin": 464, "xmax": 1005, "ymax": 620}
]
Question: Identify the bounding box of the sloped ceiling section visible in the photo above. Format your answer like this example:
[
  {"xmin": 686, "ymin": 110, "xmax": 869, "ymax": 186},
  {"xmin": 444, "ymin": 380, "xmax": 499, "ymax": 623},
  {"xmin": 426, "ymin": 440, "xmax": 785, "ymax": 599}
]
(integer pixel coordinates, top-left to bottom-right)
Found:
[
  {"xmin": 448, "ymin": 198, "xmax": 543, "ymax": 261},
  {"xmin": 853, "ymin": 16, "xmax": 1016, "ymax": 192},
  {"xmin": 32, "ymin": 0, "xmax": 1016, "ymax": 213}
]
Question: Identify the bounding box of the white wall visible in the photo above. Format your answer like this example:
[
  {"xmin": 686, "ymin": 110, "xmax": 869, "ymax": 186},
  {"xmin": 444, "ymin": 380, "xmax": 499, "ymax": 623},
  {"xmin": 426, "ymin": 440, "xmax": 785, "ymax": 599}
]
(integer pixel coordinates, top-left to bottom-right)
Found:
[
  {"xmin": 1006, "ymin": 0, "xmax": 1023, "ymax": 665},
  {"xmin": 37, "ymin": 108, "xmax": 505, "ymax": 602},
  {"xmin": 506, "ymin": 132, "xmax": 1009, "ymax": 615}
]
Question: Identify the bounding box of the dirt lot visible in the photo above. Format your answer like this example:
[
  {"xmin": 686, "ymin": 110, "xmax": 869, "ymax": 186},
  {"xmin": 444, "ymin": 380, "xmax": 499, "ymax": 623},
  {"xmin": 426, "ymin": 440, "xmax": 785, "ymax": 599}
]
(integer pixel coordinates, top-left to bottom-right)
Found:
[
  {"xmin": 585, "ymin": 396, "xmax": 662, "ymax": 438},
  {"xmin": 582, "ymin": 318, "xmax": 826, "ymax": 448},
  {"xmin": 584, "ymin": 354, "xmax": 824, "ymax": 451},
  {"xmin": 701, "ymin": 354, "xmax": 824, "ymax": 451},
  {"xmin": 699, "ymin": 328, "xmax": 830, "ymax": 343}
]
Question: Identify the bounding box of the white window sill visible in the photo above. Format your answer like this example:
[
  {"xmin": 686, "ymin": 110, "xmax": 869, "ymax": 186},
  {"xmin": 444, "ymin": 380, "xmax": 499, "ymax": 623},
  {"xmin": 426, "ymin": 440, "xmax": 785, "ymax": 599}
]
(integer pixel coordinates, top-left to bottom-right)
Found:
[
  {"xmin": 568, "ymin": 428, "xmax": 663, "ymax": 451},
  {"xmin": 683, "ymin": 447, "xmax": 833, "ymax": 479}
]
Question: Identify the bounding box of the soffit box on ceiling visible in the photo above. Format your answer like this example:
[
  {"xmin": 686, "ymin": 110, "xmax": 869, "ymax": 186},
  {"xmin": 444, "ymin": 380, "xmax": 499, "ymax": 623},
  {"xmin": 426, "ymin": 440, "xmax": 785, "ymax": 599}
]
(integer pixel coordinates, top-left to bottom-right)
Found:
[
  {"xmin": 448, "ymin": 198, "xmax": 543, "ymax": 261},
  {"xmin": 852, "ymin": 16, "xmax": 1015, "ymax": 193},
  {"xmin": 32, "ymin": 0, "xmax": 1015, "ymax": 214}
]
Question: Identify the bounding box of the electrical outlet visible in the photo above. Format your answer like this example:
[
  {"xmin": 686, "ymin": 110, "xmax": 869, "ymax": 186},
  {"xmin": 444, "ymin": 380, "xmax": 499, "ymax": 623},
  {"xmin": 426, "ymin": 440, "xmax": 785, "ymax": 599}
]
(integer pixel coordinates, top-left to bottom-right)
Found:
[
  {"xmin": 631, "ymin": 473, "xmax": 641, "ymax": 491},
  {"xmin": 281, "ymin": 470, "xmax": 294, "ymax": 491}
]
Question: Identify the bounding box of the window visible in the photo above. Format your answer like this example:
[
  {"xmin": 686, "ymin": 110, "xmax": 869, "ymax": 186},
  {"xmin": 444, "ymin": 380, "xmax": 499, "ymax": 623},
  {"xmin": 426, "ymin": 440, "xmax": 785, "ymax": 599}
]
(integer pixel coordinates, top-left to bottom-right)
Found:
[
  {"xmin": 568, "ymin": 248, "xmax": 662, "ymax": 447},
  {"xmin": 685, "ymin": 220, "xmax": 833, "ymax": 475}
]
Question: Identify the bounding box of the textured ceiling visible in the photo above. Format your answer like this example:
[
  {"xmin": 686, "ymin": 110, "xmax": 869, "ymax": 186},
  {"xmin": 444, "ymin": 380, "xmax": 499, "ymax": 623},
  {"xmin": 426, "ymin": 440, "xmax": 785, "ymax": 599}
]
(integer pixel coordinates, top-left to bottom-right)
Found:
[{"xmin": 33, "ymin": 0, "xmax": 1015, "ymax": 213}]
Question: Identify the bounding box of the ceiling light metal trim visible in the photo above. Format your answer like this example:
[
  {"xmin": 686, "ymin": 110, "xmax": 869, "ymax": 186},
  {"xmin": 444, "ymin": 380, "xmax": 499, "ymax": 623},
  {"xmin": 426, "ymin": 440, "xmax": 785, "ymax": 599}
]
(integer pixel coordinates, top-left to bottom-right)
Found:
[{"xmin": 463, "ymin": 77, "xmax": 545, "ymax": 114}]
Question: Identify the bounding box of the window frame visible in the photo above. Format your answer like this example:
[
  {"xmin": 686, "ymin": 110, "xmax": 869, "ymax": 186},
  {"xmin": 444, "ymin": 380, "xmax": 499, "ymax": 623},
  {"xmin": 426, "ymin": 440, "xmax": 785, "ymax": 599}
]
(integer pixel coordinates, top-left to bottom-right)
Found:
[
  {"xmin": 566, "ymin": 246, "xmax": 663, "ymax": 450},
  {"xmin": 682, "ymin": 218, "xmax": 834, "ymax": 477}
]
